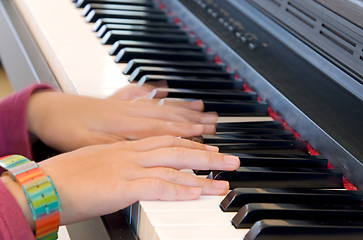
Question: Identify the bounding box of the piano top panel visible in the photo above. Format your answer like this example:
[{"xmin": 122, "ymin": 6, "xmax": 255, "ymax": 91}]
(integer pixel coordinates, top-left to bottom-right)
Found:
[
  {"xmin": 315, "ymin": 0, "xmax": 363, "ymax": 29},
  {"xmin": 13, "ymin": 0, "xmax": 129, "ymax": 98},
  {"xmin": 247, "ymin": 0, "xmax": 363, "ymax": 85}
]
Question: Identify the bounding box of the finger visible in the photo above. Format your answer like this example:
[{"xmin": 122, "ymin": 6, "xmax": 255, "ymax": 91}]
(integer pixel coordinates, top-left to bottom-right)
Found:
[
  {"xmin": 160, "ymin": 99, "xmax": 205, "ymax": 111},
  {"xmin": 117, "ymin": 117, "xmax": 216, "ymax": 139},
  {"xmin": 128, "ymin": 178, "xmax": 202, "ymax": 201},
  {"xmin": 145, "ymin": 93, "xmax": 203, "ymax": 111},
  {"xmin": 109, "ymin": 84, "xmax": 155, "ymax": 100},
  {"xmin": 127, "ymin": 136, "xmax": 219, "ymax": 152},
  {"xmin": 140, "ymin": 148, "xmax": 240, "ymax": 171},
  {"xmin": 147, "ymin": 87, "xmax": 169, "ymax": 99},
  {"xmin": 139, "ymin": 80, "xmax": 168, "ymax": 89},
  {"xmin": 126, "ymin": 100, "xmax": 217, "ymax": 124},
  {"xmin": 160, "ymin": 100, "xmax": 218, "ymax": 123},
  {"xmin": 138, "ymin": 83, "xmax": 157, "ymax": 91},
  {"xmin": 143, "ymin": 84, "xmax": 208, "ymax": 112},
  {"xmin": 137, "ymin": 167, "xmax": 229, "ymax": 195}
]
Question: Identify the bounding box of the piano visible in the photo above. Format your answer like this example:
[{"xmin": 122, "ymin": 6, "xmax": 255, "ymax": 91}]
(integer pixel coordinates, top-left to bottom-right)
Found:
[{"xmin": 1, "ymin": 0, "xmax": 362, "ymax": 239}]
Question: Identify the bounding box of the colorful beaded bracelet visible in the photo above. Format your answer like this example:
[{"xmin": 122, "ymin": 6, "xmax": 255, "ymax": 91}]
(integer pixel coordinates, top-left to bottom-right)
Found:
[{"xmin": 0, "ymin": 155, "xmax": 61, "ymax": 240}]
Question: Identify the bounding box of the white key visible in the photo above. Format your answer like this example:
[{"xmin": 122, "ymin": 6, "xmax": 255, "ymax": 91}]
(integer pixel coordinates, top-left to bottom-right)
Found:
[
  {"xmin": 142, "ymin": 210, "xmax": 241, "ymax": 240},
  {"xmin": 137, "ymin": 196, "xmax": 246, "ymax": 240},
  {"xmin": 218, "ymin": 116, "xmax": 274, "ymax": 123},
  {"xmin": 13, "ymin": 0, "xmax": 130, "ymax": 97},
  {"xmin": 155, "ymin": 225, "xmax": 249, "ymax": 240}
]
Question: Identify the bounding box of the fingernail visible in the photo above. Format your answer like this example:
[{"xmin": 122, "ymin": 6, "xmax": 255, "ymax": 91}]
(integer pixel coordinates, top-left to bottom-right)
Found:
[
  {"xmin": 213, "ymin": 180, "xmax": 229, "ymax": 189},
  {"xmin": 190, "ymin": 100, "xmax": 204, "ymax": 108},
  {"xmin": 204, "ymin": 124, "xmax": 216, "ymax": 134},
  {"xmin": 224, "ymin": 155, "xmax": 240, "ymax": 167},
  {"xmin": 201, "ymin": 112, "xmax": 218, "ymax": 124},
  {"xmin": 191, "ymin": 124, "xmax": 205, "ymax": 133},
  {"xmin": 205, "ymin": 145, "xmax": 219, "ymax": 152}
]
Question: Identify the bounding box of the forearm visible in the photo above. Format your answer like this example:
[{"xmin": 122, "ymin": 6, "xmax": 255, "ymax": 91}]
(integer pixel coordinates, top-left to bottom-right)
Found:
[{"xmin": 0, "ymin": 84, "xmax": 53, "ymax": 160}]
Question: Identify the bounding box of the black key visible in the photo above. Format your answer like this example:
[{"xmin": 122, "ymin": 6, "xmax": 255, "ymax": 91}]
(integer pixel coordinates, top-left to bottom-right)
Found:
[
  {"xmin": 116, "ymin": 49, "xmax": 209, "ymax": 63},
  {"xmin": 234, "ymin": 153, "xmax": 328, "ymax": 168},
  {"xmin": 233, "ymin": 203, "xmax": 363, "ymax": 228},
  {"xmin": 214, "ymin": 128, "xmax": 294, "ymax": 136},
  {"xmin": 196, "ymin": 151, "xmax": 328, "ymax": 175},
  {"xmin": 138, "ymin": 75, "xmax": 243, "ymax": 90},
  {"xmin": 149, "ymin": 88, "xmax": 257, "ymax": 101},
  {"xmin": 193, "ymin": 153, "xmax": 328, "ymax": 175},
  {"xmin": 102, "ymin": 31, "xmax": 192, "ymax": 44},
  {"xmin": 82, "ymin": 3, "xmax": 164, "ymax": 16},
  {"xmin": 76, "ymin": 0, "xmax": 155, "ymax": 8},
  {"xmin": 93, "ymin": 18, "xmax": 180, "ymax": 32},
  {"xmin": 233, "ymin": 153, "xmax": 325, "ymax": 159},
  {"xmin": 210, "ymin": 167, "xmax": 343, "ymax": 189},
  {"xmin": 86, "ymin": 9, "xmax": 169, "ymax": 23},
  {"xmin": 220, "ymin": 188, "xmax": 363, "ymax": 212},
  {"xmin": 202, "ymin": 100, "xmax": 268, "ymax": 116},
  {"xmin": 208, "ymin": 138, "xmax": 306, "ymax": 151},
  {"xmin": 216, "ymin": 121, "xmax": 284, "ymax": 131},
  {"xmin": 112, "ymin": 41, "xmax": 204, "ymax": 56},
  {"xmin": 97, "ymin": 24, "xmax": 187, "ymax": 38},
  {"xmin": 203, "ymin": 135, "xmax": 296, "ymax": 141},
  {"xmin": 225, "ymin": 148, "xmax": 307, "ymax": 155},
  {"xmin": 203, "ymin": 131, "xmax": 295, "ymax": 140},
  {"xmin": 208, "ymin": 130, "xmax": 295, "ymax": 139},
  {"xmin": 123, "ymin": 59, "xmax": 223, "ymax": 74},
  {"xmin": 129, "ymin": 66, "xmax": 231, "ymax": 81},
  {"xmin": 246, "ymin": 219, "xmax": 363, "ymax": 240},
  {"xmin": 214, "ymin": 127, "xmax": 292, "ymax": 136},
  {"xmin": 195, "ymin": 153, "xmax": 328, "ymax": 175}
]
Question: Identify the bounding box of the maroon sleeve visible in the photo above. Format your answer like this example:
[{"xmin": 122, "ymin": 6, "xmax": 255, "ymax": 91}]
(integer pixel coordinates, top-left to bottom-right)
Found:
[
  {"xmin": 0, "ymin": 84, "xmax": 54, "ymax": 163},
  {"xmin": 0, "ymin": 180, "xmax": 35, "ymax": 240},
  {"xmin": 0, "ymin": 84, "xmax": 55, "ymax": 240}
]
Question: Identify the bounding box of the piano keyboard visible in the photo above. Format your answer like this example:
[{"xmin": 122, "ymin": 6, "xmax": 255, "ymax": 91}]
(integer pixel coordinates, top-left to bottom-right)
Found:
[{"xmin": 8, "ymin": 0, "xmax": 363, "ymax": 239}]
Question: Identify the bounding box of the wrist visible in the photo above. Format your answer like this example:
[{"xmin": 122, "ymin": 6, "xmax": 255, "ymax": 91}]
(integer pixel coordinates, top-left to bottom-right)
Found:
[
  {"xmin": 1, "ymin": 174, "xmax": 35, "ymax": 230},
  {"xmin": 0, "ymin": 155, "xmax": 61, "ymax": 239}
]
